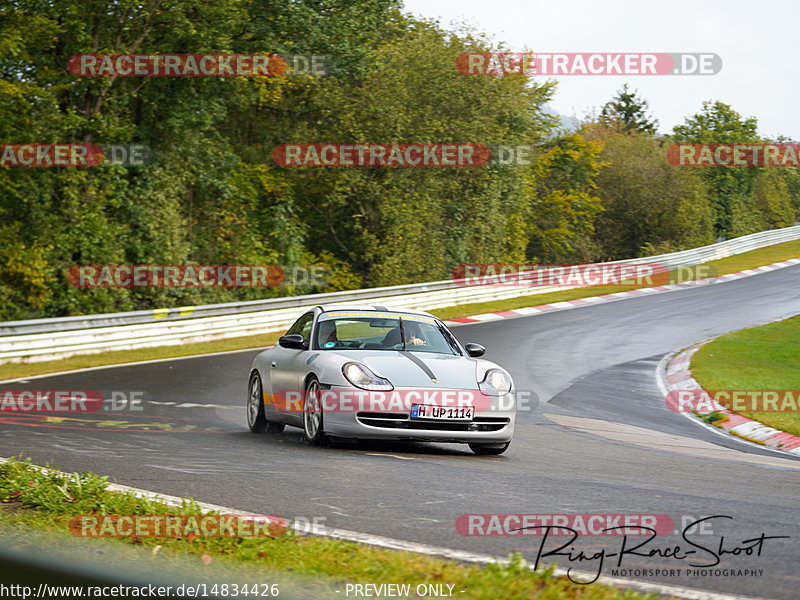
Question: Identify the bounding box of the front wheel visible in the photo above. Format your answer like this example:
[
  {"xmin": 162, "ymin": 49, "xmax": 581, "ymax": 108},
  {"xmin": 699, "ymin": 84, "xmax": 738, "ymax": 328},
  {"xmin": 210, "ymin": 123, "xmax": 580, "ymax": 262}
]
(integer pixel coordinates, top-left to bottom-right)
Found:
[
  {"xmin": 469, "ymin": 441, "xmax": 510, "ymax": 455},
  {"xmin": 247, "ymin": 372, "xmax": 267, "ymax": 433},
  {"xmin": 303, "ymin": 376, "xmax": 326, "ymax": 446}
]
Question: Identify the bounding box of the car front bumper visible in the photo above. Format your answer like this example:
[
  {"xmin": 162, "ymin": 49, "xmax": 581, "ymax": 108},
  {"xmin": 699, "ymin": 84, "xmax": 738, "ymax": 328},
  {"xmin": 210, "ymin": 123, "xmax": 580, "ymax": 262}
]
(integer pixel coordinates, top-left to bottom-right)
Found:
[{"xmin": 319, "ymin": 385, "xmax": 516, "ymax": 443}]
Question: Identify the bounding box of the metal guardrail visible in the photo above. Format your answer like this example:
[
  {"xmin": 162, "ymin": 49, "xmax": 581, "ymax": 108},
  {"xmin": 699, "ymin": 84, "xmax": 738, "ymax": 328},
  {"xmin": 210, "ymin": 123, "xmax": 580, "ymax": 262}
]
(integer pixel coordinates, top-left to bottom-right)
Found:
[{"xmin": 2, "ymin": 225, "xmax": 799, "ymax": 363}]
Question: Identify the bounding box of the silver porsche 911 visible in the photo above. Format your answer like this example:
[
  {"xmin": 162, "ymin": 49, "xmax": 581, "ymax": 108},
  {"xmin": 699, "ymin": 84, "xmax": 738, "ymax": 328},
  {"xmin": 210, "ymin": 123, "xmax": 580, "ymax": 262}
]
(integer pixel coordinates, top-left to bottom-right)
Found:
[{"xmin": 246, "ymin": 304, "xmax": 516, "ymax": 454}]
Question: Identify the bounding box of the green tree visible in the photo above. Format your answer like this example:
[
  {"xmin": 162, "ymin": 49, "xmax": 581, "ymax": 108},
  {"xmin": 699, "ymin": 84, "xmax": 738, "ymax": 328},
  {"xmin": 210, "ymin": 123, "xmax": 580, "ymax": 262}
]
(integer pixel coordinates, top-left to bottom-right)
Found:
[
  {"xmin": 672, "ymin": 100, "xmax": 761, "ymax": 237},
  {"xmin": 523, "ymin": 131, "xmax": 605, "ymax": 263},
  {"xmin": 274, "ymin": 19, "xmax": 556, "ymax": 286},
  {"xmin": 590, "ymin": 128, "xmax": 714, "ymax": 259},
  {"xmin": 0, "ymin": 0, "xmax": 311, "ymax": 317},
  {"xmin": 752, "ymin": 168, "xmax": 795, "ymax": 230},
  {"xmin": 600, "ymin": 84, "xmax": 658, "ymax": 135}
]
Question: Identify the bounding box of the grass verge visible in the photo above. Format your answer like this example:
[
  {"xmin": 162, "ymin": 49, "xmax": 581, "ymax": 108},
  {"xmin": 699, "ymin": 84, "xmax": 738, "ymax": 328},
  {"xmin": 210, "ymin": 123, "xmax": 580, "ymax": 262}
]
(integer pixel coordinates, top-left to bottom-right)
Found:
[
  {"xmin": 0, "ymin": 457, "xmax": 661, "ymax": 600},
  {"xmin": 691, "ymin": 314, "xmax": 800, "ymax": 437},
  {"xmin": 3, "ymin": 238, "xmax": 800, "ymax": 382}
]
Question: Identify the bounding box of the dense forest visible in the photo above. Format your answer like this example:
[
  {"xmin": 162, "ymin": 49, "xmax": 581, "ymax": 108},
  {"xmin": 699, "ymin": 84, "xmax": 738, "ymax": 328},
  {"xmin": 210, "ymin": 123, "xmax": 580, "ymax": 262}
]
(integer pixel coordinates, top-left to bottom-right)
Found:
[{"xmin": 1, "ymin": 0, "xmax": 798, "ymax": 320}]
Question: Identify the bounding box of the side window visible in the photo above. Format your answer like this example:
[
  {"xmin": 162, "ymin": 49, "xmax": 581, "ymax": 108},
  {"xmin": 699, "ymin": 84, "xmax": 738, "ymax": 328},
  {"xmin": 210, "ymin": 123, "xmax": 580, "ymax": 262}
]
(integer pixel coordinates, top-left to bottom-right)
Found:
[
  {"xmin": 300, "ymin": 317, "xmax": 313, "ymax": 341},
  {"xmin": 287, "ymin": 313, "xmax": 314, "ymax": 340}
]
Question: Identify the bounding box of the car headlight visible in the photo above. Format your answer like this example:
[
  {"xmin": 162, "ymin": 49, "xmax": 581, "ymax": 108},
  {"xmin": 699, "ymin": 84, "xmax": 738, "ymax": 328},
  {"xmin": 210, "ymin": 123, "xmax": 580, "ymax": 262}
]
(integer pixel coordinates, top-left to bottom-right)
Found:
[
  {"xmin": 342, "ymin": 362, "xmax": 394, "ymax": 391},
  {"xmin": 479, "ymin": 368, "xmax": 512, "ymax": 395}
]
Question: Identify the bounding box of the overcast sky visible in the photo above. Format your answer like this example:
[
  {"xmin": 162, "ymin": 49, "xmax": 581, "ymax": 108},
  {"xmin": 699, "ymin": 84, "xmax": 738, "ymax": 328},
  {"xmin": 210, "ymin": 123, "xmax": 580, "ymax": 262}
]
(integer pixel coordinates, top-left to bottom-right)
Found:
[{"xmin": 401, "ymin": 0, "xmax": 800, "ymax": 140}]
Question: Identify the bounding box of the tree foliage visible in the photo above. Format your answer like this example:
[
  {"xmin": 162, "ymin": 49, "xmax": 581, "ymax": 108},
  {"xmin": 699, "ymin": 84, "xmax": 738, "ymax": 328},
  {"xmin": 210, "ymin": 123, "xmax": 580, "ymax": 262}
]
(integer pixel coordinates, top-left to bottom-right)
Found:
[
  {"xmin": 523, "ymin": 132, "xmax": 605, "ymax": 263},
  {"xmin": 589, "ymin": 128, "xmax": 714, "ymax": 259},
  {"xmin": 0, "ymin": 3, "xmax": 797, "ymax": 319},
  {"xmin": 670, "ymin": 100, "xmax": 790, "ymax": 238},
  {"xmin": 600, "ymin": 84, "xmax": 659, "ymax": 135}
]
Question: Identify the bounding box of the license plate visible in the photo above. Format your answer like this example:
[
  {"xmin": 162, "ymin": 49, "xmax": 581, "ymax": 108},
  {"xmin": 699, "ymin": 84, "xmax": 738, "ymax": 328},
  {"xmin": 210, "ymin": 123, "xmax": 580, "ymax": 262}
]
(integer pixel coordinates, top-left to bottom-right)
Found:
[{"xmin": 411, "ymin": 404, "xmax": 473, "ymax": 420}]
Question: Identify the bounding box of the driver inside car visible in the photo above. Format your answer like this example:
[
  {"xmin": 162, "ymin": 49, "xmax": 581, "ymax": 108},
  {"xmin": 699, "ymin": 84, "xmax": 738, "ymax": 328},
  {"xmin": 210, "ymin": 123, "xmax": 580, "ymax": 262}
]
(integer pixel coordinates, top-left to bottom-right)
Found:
[
  {"xmin": 404, "ymin": 321, "xmax": 427, "ymax": 346},
  {"xmin": 381, "ymin": 321, "xmax": 426, "ymax": 347},
  {"xmin": 318, "ymin": 320, "xmax": 338, "ymax": 346}
]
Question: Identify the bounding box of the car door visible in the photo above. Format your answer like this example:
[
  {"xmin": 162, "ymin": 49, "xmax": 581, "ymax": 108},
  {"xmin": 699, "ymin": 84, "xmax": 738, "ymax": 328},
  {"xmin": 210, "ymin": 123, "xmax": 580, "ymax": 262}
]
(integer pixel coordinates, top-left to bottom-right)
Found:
[{"xmin": 266, "ymin": 311, "xmax": 314, "ymax": 425}]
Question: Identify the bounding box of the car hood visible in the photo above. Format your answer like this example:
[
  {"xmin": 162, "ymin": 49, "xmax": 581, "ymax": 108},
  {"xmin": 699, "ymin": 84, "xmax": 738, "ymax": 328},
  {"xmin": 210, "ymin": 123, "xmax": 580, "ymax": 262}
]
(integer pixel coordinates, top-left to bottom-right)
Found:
[{"xmin": 331, "ymin": 350, "xmax": 479, "ymax": 389}]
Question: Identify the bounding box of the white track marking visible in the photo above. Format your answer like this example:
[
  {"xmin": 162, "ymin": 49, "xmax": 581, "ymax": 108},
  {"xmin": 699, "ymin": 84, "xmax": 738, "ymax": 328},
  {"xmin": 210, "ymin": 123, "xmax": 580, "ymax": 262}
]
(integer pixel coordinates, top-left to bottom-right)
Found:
[{"xmin": 365, "ymin": 453, "xmax": 414, "ymax": 460}]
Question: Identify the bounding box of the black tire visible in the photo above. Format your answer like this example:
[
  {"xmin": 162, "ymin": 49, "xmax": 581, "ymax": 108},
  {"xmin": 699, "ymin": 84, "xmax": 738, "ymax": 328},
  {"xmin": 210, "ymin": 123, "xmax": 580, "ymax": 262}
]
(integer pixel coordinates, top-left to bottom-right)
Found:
[
  {"xmin": 247, "ymin": 372, "xmax": 267, "ymax": 433},
  {"xmin": 469, "ymin": 441, "xmax": 510, "ymax": 455},
  {"xmin": 303, "ymin": 376, "xmax": 326, "ymax": 446}
]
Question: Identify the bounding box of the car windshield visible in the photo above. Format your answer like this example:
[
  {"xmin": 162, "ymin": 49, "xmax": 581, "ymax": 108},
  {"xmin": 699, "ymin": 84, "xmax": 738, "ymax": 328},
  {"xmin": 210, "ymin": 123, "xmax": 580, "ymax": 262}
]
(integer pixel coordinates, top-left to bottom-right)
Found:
[{"xmin": 316, "ymin": 312, "xmax": 461, "ymax": 355}]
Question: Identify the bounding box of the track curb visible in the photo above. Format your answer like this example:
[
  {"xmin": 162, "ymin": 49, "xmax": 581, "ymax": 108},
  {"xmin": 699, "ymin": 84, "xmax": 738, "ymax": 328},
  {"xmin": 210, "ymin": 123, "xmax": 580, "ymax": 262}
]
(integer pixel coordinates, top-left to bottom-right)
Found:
[{"xmin": 661, "ymin": 341, "xmax": 800, "ymax": 457}]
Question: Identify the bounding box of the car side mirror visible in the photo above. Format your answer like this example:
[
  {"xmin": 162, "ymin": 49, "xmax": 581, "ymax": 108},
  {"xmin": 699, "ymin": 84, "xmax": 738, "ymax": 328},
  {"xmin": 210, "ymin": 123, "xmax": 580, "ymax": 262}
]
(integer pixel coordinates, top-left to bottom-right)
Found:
[
  {"xmin": 279, "ymin": 334, "xmax": 307, "ymax": 350},
  {"xmin": 465, "ymin": 343, "xmax": 485, "ymax": 357}
]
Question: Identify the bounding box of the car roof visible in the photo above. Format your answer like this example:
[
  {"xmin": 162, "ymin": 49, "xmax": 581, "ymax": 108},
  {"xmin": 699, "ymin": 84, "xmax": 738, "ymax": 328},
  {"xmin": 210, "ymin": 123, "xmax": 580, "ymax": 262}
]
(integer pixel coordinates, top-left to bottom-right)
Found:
[{"xmin": 316, "ymin": 304, "xmax": 436, "ymax": 318}]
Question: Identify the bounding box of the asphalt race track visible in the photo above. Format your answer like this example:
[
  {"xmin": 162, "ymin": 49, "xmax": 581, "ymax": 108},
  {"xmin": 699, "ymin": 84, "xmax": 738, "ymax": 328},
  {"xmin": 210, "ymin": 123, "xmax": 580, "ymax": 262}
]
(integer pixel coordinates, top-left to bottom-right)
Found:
[{"xmin": 2, "ymin": 265, "xmax": 800, "ymax": 599}]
